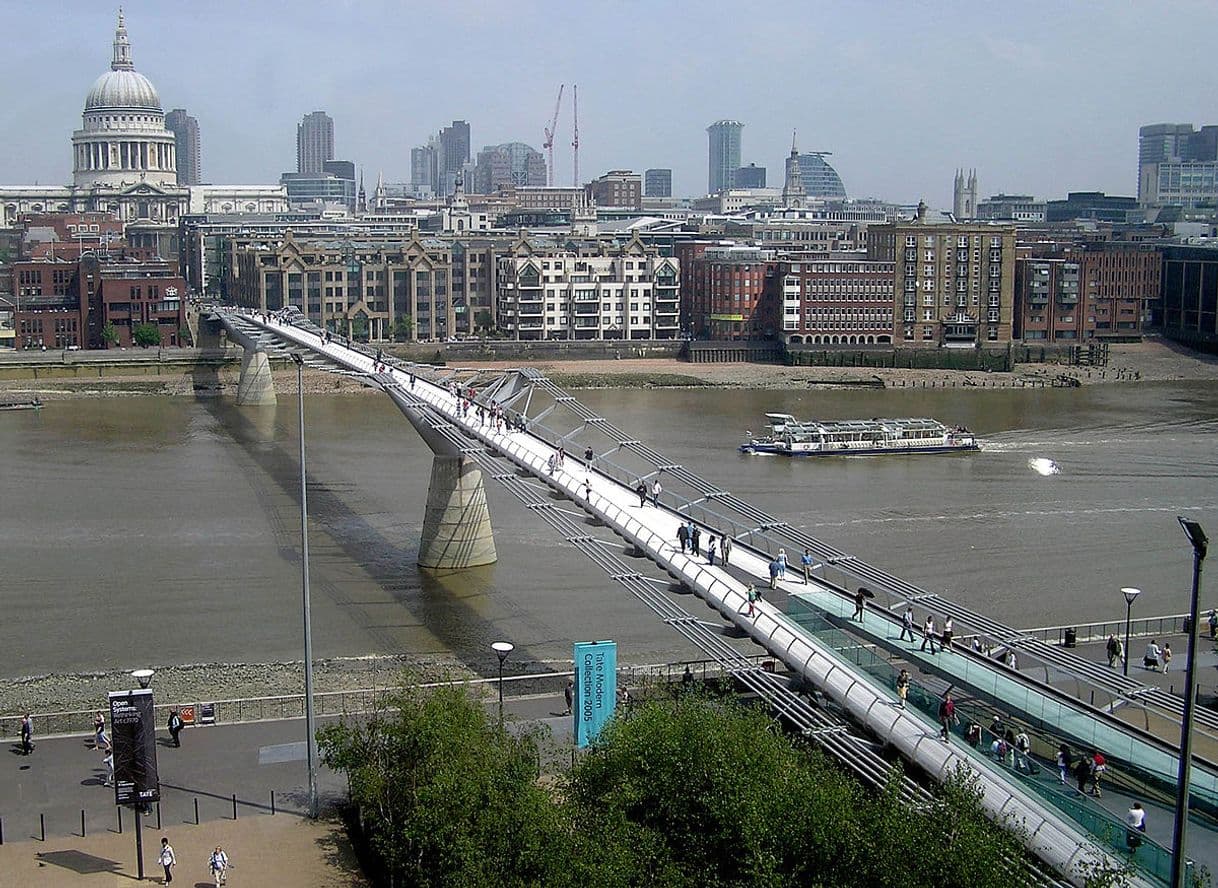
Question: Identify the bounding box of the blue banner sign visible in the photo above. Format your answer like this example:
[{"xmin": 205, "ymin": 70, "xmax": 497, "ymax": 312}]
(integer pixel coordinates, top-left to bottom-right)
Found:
[{"xmin": 573, "ymin": 640, "xmax": 617, "ymax": 748}]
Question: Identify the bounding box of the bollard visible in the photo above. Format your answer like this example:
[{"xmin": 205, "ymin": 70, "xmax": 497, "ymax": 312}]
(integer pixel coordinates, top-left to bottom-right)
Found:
[
  {"xmin": 156, "ymin": 802, "xmax": 161, "ymax": 830},
  {"xmin": 194, "ymin": 798, "xmax": 200, "ymax": 825},
  {"xmin": 232, "ymin": 794, "xmax": 238, "ymax": 820},
  {"xmin": 40, "ymin": 813, "xmax": 45, "ymax": 842},
  {"xmin": 271, "ymin": 791, "xmax": 276, "ymax": 815},
  {"xmin": 1, "ymin": 815, "xmax": 4, "ymax": 844},
  {"xmin": 117, "ymin": 805, "xmax": 123, "ymax": 834},
  {"xmin": 81, "ymin": 809, "xmax": 86, "ymax": 838}
]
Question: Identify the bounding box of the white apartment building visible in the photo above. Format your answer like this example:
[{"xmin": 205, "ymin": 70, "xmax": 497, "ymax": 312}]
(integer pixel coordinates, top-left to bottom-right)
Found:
[{"xmin": 497, "ymin": 237, "xmax": 680, "ymax": 340}]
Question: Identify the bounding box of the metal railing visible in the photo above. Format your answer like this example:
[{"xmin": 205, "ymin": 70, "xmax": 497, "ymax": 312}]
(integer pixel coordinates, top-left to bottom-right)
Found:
[
  {"xmin": 1018, "ymin": 614, "xmax": 1193, "ymax": 648},
  {"xmin": 0, "ymin": 657, "xmax": 773, "ymax": 740}
]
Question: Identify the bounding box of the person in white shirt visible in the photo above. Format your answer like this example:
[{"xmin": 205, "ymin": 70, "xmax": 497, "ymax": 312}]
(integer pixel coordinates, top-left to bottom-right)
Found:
[
  {"xmin": 1125, "ymin": 802, "xmax": 1147, "ymax": 853},
  {"xmin": 1143, "ymin": 640, "xmax": 1162, "ymax": 670},
  {"xmin": 159, "ymin": 837, "xmax": 176, "ymax": 884},
  {"xmin": 651, "ymin": 479, "xmax": 662, "ymax": 506}
]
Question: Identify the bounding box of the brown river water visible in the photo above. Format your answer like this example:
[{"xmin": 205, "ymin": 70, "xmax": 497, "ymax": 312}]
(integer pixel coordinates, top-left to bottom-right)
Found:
[{"xmin": 2, "ymin": 382, "xmax": 1216, "ymax": 681}]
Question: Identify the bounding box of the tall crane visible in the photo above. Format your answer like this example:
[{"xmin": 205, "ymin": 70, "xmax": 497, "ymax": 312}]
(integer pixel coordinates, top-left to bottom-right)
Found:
[
  {"xmin": 543, "ymin": 84, "xmax": 565, "ymax": 187},
  {"xmin": 571, "ymin": 84, "xmax": 580, "ymax": 187}
]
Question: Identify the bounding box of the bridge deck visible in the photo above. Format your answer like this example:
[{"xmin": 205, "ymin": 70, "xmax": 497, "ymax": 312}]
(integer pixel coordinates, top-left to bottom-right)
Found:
[{"xmin": 221, "ymin": 309, "xmax": 1179, "ymax": 884}]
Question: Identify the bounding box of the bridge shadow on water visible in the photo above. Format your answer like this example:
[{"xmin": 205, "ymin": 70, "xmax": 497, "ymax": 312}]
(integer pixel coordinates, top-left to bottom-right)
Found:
[{"xmin": 189, "ymin": 357, "xmax": 550, "ymax": 679}]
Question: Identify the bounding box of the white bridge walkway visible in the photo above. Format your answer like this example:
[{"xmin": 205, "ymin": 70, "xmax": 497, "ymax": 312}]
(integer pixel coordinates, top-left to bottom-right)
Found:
[{"xmin": 217, "ymin": 307, "xmax": 1161, "ymax": 886}]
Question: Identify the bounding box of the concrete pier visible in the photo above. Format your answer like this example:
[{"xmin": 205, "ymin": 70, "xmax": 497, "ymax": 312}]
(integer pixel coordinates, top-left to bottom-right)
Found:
[
  {"xmin": 418, "ymin": 455, "xmax": 497, "ymax": 569},
  {"xmin": 235, "ymin": 348, "xmax": 276, "ymax": 406}
]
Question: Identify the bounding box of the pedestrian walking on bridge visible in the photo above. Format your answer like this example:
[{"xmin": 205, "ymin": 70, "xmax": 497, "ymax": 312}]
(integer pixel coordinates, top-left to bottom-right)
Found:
[
  {"xmin": 920, "ymin": 616, "xmax": 938, "ymax": 655},
  {"xmin": 690, "ymin": 525, "xmax": 701, "ymax": 556},
  {"xmin": 801, "ymin": 548, "xmax": 814, "ymax": 584},
  {"xmin": 937, "ymin": 692, "xmax": 957, "ymax": 741},
  {"xmin": 721, "ymin": 535, "xmax": 732, "ymax": 565},
  {"xmin": 20, "ymin": 713, "xmax": 33, "ymax": 755},
  {"xmin": 1106, "ymin": 634, "xmax": 1122, "ymax": 668},
  {"xmin": 900, "ymin": 606, "xmax": 915, "ymax": 643},
  {"xmin": 677, "ymin": 523, "xmax": 689, "ymax": 553},
  {"xmin": 635, "ymin": 481, "xmax": 647, "ymax": 507},
  {"xmin": 707, "ymin": 536, "xmax": 717, "ymax": 566}
]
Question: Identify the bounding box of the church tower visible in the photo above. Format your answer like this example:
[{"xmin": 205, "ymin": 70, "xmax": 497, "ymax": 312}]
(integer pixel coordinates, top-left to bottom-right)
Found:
[
  {"xmin": 781, "ymin": 131, "xmax": 807, "ymax": 209},
  {"xmin": 953, "ymin": 168, "xmax": 978, "ymax": 219}
]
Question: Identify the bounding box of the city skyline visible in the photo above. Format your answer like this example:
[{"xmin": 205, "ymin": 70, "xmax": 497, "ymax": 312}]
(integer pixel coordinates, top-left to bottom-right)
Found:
[{"xmin": 0, "ymin": 1, "xmax": 1214, "ymax": 205}]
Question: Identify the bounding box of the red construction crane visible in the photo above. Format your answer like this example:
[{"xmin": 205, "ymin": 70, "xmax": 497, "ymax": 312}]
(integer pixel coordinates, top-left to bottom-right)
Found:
[
  {"xmin": 543, "ymin": 84, "xmax": 565, "ymax": 187},
  {"xmin": 571, "ymin": 84, "xmax": 580, "ymax": 187}
]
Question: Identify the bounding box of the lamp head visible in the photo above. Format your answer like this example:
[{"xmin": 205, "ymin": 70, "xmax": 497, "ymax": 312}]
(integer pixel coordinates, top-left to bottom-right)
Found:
[
  {"xmin": 1121, "ymin": 587, "xmax": 1141, "ymax": 607},
  {"xmin": 491, "ymin": 641, "xmax": 514, "ymax": 664},
  {"xmin": 131, "ymin": 669, "xmax": 154, "ymax": 689},
  {"xmin": 289, "ymin": 352, "xmax": 304, "ymax": 367},
  {"xmin": 1179, "ymin": 516, "xmax": 1209, "ymax": 558}
]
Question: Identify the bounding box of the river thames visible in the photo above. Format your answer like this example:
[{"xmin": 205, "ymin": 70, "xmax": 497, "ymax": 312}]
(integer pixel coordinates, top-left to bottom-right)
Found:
[{"xmin": 2, "ymin": 381, "xmax": 1216, "ymax": 680}]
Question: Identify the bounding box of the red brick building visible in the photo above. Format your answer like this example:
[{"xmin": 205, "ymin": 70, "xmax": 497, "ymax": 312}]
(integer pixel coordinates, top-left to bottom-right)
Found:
[
  {"xmin": 683, "ymin": 245, "xmax": 778, "ymax": 340},
  {"xmin": 8, "ymin": 254, "xmax": 185, "ymax": 349},
  {"xmin": 777, "ymin": 257, "xmax": 897, "ymax": 345},
  {"xmin": 1014, "ymin": 243, "xmax": 1160, "ymax": 342}
]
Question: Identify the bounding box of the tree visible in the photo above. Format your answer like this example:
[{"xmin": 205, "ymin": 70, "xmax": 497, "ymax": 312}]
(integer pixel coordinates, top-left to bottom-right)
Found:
[
  {"xmin": 100, "ymin": 322, "xmax": 119, "ymax": 347},
  {"xmin": 475, "ymin": 310, "xmax": 493, "ymax": 334},
  {"xmin": 320, "ymin": 684, "xmax": 1079, "ymax": 888},
  {"xmin": 318, "ymin": 682, "xmax": 569, "ymax": 888},
  {"xmin": 392, "ymin": 315, "xmax": 414, "ymax": 342},
  {"xmin": 132, "ymin": 323, "xmax": 162, "ymax": 347}
]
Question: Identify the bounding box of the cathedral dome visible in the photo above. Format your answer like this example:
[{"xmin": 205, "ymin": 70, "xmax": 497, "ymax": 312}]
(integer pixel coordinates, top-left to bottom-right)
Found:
[
  {"xmin": 85, "ymin": 69, "xmax": 161, "ymax": 112},
  {"xmin": 83, "ymin": 9, "xmax": 162, "ymax": 112}
]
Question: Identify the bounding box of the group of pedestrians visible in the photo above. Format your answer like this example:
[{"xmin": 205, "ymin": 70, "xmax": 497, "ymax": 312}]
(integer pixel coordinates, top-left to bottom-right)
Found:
[{"xmin": 156, "ymin": 837, "xmax": 231, "ymax": 886}]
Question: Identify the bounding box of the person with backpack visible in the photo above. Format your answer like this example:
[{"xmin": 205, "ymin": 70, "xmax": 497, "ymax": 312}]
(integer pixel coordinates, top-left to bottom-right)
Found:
[
  {"xmin": 209, "ymin": 845, "xmax": 230, "ymax": 886},
  {"xmin": 167, "ymin": 710, "xmax": 184, "ymax": 748},
  {"xmin": 1074, "ymin": 751, "xmax": 1094, "ymax": 794}
]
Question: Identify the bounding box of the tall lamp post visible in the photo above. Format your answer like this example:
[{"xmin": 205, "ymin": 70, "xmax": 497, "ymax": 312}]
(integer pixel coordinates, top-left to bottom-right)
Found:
[
  {"xmin": 1171, "ymin": 517, "xmax": 1208, "ymax": 888},
  {"xmin": 291, "ymin": 352, "xmax": 319, "ymax": 819},
  {"xmin": 492, "ymin": 642, "xmax": 514, "ymax": 728},
  {"xmin": 1121, "ymin": 587, "xmax": 1141, "ymax": 677}
]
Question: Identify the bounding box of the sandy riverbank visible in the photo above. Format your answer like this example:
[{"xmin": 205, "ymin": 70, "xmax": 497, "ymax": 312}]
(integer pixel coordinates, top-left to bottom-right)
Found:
[{"xmin": 2, "ymin": 339, "xmax": 1215, "ymax": 399}]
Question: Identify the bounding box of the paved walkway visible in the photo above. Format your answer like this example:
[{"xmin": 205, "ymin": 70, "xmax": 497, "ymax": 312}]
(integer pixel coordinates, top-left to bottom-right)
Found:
[
  {"xmin": 0, "ymin": 813, "xmax": 364, "ymax": 887},
  {"xmin": 0, "ymin": 695, "xmax": 572, "ymax": 852}
]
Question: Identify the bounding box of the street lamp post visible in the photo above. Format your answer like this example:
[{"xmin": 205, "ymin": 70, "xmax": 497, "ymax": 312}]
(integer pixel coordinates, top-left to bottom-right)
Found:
[
  {"xmin": 1121, "ymin": 587, "xmax": 1141, "ymax": 677},
  {"xmin": 1171, "ymin": 517, "xmax": 1208, "ymax": 888},
  {"xmin": 127, "ymin": 669, "xmax": 154, "ymax": 881},
  {"xmin": 291, "ymin": 353, "xmax": 319, "ymax": 819},
  {"xmin": 492, "ymin": 642, "xmax": 514, "ymax": 728}
]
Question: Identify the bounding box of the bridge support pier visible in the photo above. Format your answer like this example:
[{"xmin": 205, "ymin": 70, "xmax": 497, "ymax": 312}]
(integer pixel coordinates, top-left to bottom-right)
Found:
[
  {"xmin": 236, "ymin": 347, "xmax": 276, "ymax": 406},
  {"xmin": 418, "ymin": 455, "xmax": 497, "ymax": 570}
]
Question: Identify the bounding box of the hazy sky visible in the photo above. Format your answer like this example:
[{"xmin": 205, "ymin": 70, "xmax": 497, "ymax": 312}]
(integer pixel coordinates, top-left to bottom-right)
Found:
[{"xmin": 2, "ymin": 1, "xmax": 1215, "ymax": 206}]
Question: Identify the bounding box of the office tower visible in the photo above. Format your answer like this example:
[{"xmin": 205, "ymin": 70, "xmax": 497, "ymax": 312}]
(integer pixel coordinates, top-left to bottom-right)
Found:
[
  {"xmin": 797, "ymin": 153, "xmax": 847, "ymax": 199},
  {"xmin": 165, "ymin": 109, "xmax": 201, "ymax": 185},
  {"xmin": 707, "ymin": 120, "xmax": 743, "ymax": 194},
  {"xmin": 735, "ymin": 163, "xmax": 766, "ymax": 188},
  {"xmin": 297, "ymin": 111, "xmax": 334, "ymax": 175},
  {"xmin": 1138, "ymin": 123, "xmax": 1218, "ymax": 207},
  {"xmin": 437, "ymin": 120, "xmax": 471, "ymax": 197},
  {"xmin": 644, "ymin": 168, "xmax": 672, "ymax": 198}
]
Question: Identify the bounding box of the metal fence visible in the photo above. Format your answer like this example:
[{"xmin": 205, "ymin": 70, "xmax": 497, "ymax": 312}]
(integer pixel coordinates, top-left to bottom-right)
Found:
[
  {"xmin": 0, "ymin": 656, "xmax": 774, "ymax": 741},
  {"xmin": 1019, "ymin": 613, "xmax": 1192, "ymax": 647}
]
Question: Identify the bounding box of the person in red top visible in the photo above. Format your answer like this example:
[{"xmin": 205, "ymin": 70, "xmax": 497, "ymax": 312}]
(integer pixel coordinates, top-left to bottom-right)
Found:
[
  {"xmin": 1090, "ymin": 749, "xmax": 1107, "ymax": 797},
  {"xmin": 938, "ymin": 692, "xmax": 957, "ymax": 741}
]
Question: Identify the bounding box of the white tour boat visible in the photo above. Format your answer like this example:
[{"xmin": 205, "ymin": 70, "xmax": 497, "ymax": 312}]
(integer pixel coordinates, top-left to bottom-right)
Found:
[{"xmin": 739, "ymin": 414, "xmax": 979, "ymax": 457}]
